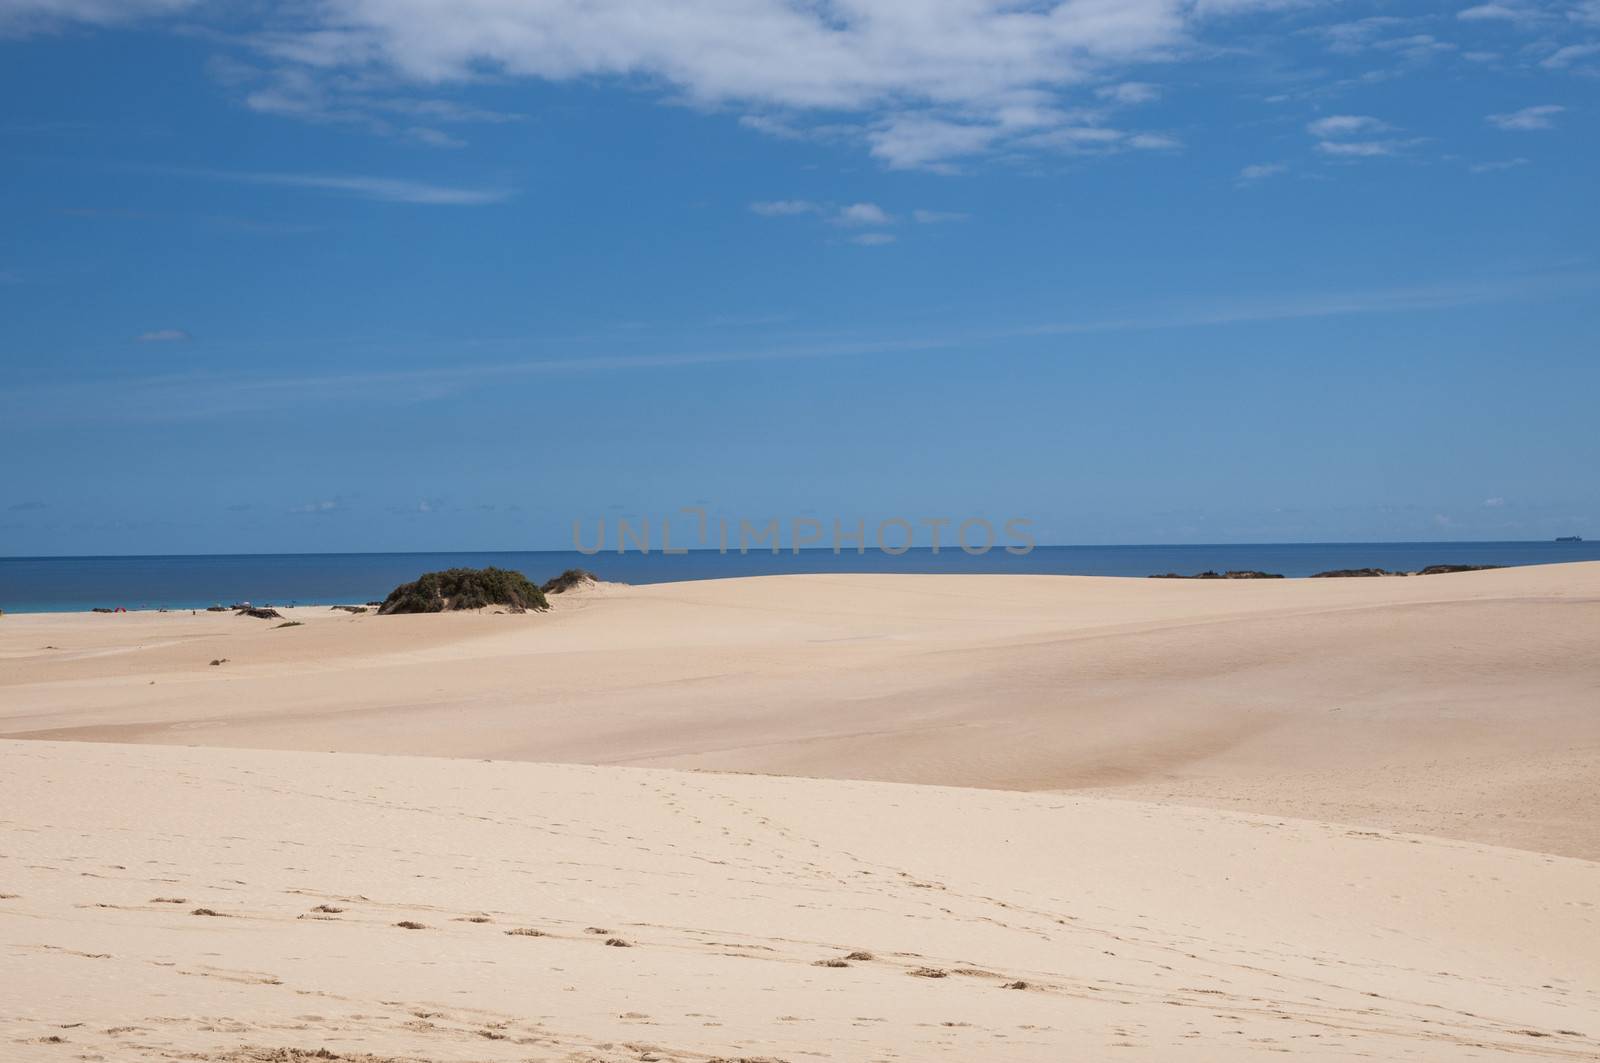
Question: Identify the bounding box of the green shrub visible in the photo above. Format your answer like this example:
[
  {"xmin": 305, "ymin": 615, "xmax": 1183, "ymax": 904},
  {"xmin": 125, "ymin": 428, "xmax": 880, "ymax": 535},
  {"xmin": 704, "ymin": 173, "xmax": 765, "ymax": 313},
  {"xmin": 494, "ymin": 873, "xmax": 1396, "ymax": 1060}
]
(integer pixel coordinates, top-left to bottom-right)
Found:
[
  {"xmin": 379, "ymin": 567, "xmax": 549, "ymax": 615},
  {"xmin": 541, "ymin": 568, "xmax": 598, "ymax": 594}
]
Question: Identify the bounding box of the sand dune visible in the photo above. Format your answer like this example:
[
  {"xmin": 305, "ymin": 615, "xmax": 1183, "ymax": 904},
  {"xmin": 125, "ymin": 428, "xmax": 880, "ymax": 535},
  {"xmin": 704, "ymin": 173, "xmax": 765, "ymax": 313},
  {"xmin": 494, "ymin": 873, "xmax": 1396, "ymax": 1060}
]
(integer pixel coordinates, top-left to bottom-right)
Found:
[
  {"xmin": 4, "ymin": 564, "xmax": 1598, "ymax": 856},
  {"xmin": 3, "ymin": 739, "xmax": 1598, "ymax": 1062}
]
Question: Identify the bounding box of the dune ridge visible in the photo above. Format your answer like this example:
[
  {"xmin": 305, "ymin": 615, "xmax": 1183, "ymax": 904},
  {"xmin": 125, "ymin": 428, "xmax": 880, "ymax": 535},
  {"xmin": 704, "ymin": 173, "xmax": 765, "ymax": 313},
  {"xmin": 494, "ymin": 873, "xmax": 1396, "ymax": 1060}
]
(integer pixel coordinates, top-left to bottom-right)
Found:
[{"xmin": 4, "ymin": 563, "xmax": 1598, "ymax": 856}]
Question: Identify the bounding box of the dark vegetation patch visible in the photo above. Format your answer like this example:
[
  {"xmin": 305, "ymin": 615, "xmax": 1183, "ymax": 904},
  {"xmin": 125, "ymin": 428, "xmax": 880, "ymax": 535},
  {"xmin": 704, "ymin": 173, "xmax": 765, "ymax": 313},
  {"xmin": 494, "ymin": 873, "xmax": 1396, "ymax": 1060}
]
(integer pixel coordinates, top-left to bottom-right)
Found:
[
  {"xmin": 541, "ymin": 568, "xmax": 598, "ymax": 594},
  {"xmin": 1149, "ymin": 570, "xmax": 1283, "ymax": 579},
  {"xmin": 379, "ymin": 567, "xmax": 548, "ymax": 614}
]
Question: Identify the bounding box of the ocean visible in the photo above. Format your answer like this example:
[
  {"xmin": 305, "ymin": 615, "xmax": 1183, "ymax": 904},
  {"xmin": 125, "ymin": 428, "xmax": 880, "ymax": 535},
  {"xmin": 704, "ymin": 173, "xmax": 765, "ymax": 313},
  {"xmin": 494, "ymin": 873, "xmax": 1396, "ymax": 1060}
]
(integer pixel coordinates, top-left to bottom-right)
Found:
[{"xmin": 0, "ymin": 541, "xmax": 1594, "ymax": 613}]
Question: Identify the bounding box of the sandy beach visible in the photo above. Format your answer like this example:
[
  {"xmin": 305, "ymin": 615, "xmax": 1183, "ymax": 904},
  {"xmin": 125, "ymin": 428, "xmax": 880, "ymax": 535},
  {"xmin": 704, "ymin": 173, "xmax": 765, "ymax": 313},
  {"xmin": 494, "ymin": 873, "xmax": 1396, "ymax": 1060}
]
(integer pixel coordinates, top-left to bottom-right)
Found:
[{"xmin": 3, "ymin": 565, "xmax": 1599, "ymax": 1060}]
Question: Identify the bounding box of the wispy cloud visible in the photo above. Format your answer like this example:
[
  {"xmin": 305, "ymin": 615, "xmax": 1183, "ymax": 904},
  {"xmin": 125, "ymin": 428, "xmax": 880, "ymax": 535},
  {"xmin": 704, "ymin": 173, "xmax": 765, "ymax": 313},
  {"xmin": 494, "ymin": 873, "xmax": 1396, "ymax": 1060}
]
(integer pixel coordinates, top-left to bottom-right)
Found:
[
  {"xmin": 847, "ymin": 232, "xmax": 896, "ymax": 246},
  {"xmin": 166, "ymin": 168, "xmax": 513, "ymax": 205},
  {"xmin": 911, "ymin": 209, "xmax": 969, "ymax": 224},
  {"xmin": 1469, "ymin": 157, "xmax": 1531, "ymax": 173},
  {"xmin": 1237, "ymin": 162, "xmax": 1288, "ymax": 182},
  {"xmin": 1486, "ymin": 104, "xmax": 1564, "ymax": 130},
  {"xmin": 1306, "ymin": 114, "xmax": 1389, "ymax": 138},
  {"xmin": 749, "ymin": 200, "xmax": 822, "ymax": 217},
  {"xmin": 1541, "ymin": 43, "xmax": 1600, "ymax": 68},
  {"xmin": 834, "ymin": 202, "xmax": 891, "ymax": 227},
  {"xmin": 1, "ymin": 0, "xmax": 194, "ymax": 37},
  {"xmin": 1316, "ymin": 140, "xmax": 1397, "ymax": 157},
  {"xmin": 750, "ymin": 199, "xmax": 896, "ymax": 235},
  {"xmin": 1458, "ymin": 2, "xmax": 1546, "ymax": 24},
  {"xmin": 1095, "ymin": 82, "xmax": 1161, "ymax": 105},
  {"xmin": 134, "ymin": 328, "xmax": 193, "ymax": 343},
  {"xmin": 17, "ymin": 270, "xmax": 1594, "ymax": 423}
]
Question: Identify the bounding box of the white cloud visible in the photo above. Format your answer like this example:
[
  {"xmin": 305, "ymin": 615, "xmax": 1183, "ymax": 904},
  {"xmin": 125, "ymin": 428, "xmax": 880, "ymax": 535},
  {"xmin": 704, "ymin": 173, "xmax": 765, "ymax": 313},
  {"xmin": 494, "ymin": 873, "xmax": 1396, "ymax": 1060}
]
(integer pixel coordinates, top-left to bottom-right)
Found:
[
  {"xmin": 847, "ymin": 233, "xmax": 897, "ymax": 246},
  {"xmin": 1469, "ymin": 157, "xmax": 1530, "ymax": 172},
  {"xmin": 1483, "ymin": 497, "xmax": 1507, "ymax": 507},
  {"xmin": 0, "ymin": 0, "xmax": 193, "ymax": 36},
  {"xmin": 867, "ymin": 117, "xmax": 1002, "ymax": 169},
  {"xmin": 1317, "ymin": 17, "xmax": 1408, "ymax": 55},
  {"xmin": 749, "ymin": 200, "xmax": 822, "ymax": 217},
  {"xmin": 912, "ymin": 209, "xmax": 969, "ymax": 224},
  {"xmin": 1095, "ymin": 81, "xmax": 1161, "ymax": 105},
  {"xmin": 1316, "ymin": 140, "xmax": 1397, "ymax": 157},
  {"xmin": 174, "ymin": 169, "xmax": 512, "ymax": 205},
  {"xmin": 405, "ymin": 126, "xmax": 467, "ymax": 149},
  {"xmin": 1238, "ymin": 162, "xmax": 1288, "ymax": 181},
  {"xmin": 1458, "ymin": 2, "xmax": 1534, "ymax": 20},
  {"xmin": 1371, "ymin": 33, "xmax": 1455, "ymax": 60},
  {"xmin": 1127, "ymin": 132, "xmax": 1182, "ymax": 150},
  {"xmin": 135, "ymin": 328, "xmax": 193, "ymax": 342},
  {"xmin": 192, "ymin": 0, "xmax": 1305, "ymax": 169},
  {"xmin": 290, "ymin": 499, "xmax": 341, "ymax": 514},
  {"xmin": 834, "ymin": 202, "xmax": 892, "ymax": 227},
  {"xmin": 1486, "ymin": 104, "xmax": 1565, "ymax": 130},
  {"xmin": 1306, "ymin": 114, "xmax": 1389, "ymax": 138},
  {"xmin": 1542, "ymin": 42, "xmax": 1600, "ymax": 67}
]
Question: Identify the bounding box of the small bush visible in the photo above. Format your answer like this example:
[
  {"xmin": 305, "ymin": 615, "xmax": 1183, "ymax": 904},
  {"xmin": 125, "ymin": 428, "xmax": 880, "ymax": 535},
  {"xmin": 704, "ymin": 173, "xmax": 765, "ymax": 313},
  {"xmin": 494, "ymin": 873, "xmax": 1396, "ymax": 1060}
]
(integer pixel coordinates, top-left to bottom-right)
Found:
[
  {"xmin": 379, "ymin": 567, "xmax": 548, "ymax": 614},
  {"xmin": 541, "ymin": 568, "xmax": 598, "ymax": 594}
]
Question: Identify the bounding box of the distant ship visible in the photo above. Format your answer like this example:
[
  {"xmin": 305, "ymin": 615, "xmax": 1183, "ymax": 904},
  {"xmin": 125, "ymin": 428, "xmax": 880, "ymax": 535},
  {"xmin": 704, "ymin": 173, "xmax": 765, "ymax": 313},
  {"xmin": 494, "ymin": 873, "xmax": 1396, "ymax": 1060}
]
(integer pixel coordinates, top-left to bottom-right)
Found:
[{"xmin": 1555, "ymin": 535, "xmax": 1583, "ymax": 542}]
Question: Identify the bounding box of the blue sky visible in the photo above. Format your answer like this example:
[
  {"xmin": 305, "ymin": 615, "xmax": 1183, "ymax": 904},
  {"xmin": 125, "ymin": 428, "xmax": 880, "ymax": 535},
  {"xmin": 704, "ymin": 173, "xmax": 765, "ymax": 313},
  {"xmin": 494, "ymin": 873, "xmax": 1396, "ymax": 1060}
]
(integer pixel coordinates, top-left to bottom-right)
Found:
[{"xmin": 1, "ymin": 0, "xmax": 1596, "ymax": 555}]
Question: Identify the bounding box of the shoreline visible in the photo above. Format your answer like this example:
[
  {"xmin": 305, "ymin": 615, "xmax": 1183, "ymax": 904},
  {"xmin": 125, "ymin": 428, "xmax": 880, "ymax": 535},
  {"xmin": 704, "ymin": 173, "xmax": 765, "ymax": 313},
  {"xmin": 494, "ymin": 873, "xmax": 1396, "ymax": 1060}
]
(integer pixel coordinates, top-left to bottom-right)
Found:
[{"xmin": 1, "ymin": 550, "xmax": 1589, "ymax": 615}]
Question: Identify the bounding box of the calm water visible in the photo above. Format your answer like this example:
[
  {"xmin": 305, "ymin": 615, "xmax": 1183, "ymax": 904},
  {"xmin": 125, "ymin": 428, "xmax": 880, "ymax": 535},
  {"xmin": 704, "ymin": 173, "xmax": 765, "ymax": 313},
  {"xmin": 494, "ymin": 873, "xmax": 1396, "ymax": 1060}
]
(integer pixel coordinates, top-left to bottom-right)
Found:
[{"xmin": 0, "ymin": 541, "xmax": 1595, "ymax": 613}]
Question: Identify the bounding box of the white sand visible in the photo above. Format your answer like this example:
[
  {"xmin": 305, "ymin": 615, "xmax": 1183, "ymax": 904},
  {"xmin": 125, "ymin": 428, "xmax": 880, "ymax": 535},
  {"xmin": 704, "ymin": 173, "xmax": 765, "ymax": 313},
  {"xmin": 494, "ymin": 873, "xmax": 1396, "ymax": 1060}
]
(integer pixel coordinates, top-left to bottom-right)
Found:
[
  {"xmin": 4, "ymin": 740, "xmax": 1597, "ymax": 1062},
  {"xmin": 2, "ymin": 564, "xmax": 1598, "ymax": 1060},
  {"xmin": 5, "ymin": 564, "xmax": 1599, "ymax": 855}
]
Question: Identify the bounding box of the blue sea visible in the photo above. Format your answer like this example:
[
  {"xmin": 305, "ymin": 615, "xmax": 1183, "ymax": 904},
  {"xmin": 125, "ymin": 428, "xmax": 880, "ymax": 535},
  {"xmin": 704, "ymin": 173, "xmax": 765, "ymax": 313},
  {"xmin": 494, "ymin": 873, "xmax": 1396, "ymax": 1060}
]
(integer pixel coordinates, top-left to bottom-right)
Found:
[{"xmin": 0, "ymin": 541, "xmax": 1594, "ymax": 613}]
